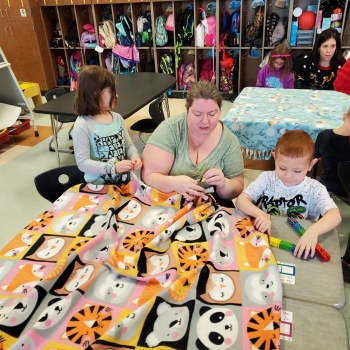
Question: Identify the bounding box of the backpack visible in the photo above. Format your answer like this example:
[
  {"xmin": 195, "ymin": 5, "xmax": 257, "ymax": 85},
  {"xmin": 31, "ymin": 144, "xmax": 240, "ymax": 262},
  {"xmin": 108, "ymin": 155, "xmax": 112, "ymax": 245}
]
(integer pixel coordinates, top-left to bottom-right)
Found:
[
  {"xmin": 105, "ymin": 52, "xmax": 120, "ymax": 74},
  {"xmin": 178, "ymin": 62, "xmax": 196, "ymax": 90},
  {"xmin": 116, "ymin": 15, "xmax": 134, "ymax": 46},
  {"xmin": 80, "ymin": 24, "xmax": 96, "ymax": 50},
  {"xmin": 221, "ymin": 10, "xmax": 240, "ymax": 47},
  {"xmin": 139, "ymin": 10, "xmax": 152, "ymax": 46},
  {"xmin": 176, "ymin": 4, "xmax": 194, "ymax": 49},
  {"xmin": 50, "ymin": 21, "xmax": 63, "ymax": 48},
  {"xmin": 70, "ymin": 50, "xmax": 83, "ymax": 91},
  {"xmin": 246, "ymin": 6, "xmax": 264, "ymax": 42},
  {"xmin": 200, "ymin": 57, "xmax": 215, "ymax": 83},
  {"xmin": 99, "ymin": 20, "xmax": 116, "ymax": 49},
  {"xmin": 271, "ymin": 16, "xmax": 288, "ymax": 46},
  {"xmin": 65, "ymin": 20, "xmax": 79, "ymax": 48},
  {"xmin": 159, "ymin": 52, "xmax": 175, "ymax": 75},
  {"xmin": 220, "ymin": 45, "xmax": 235, "ymax": 93},
  {"xmin": 265, "ymin": 12, "xmax": 280, "ymax": 46},
  {"xmin": 202, "ymin": 15, "xmax": 216, "ymax": 46},
  {"xmin": 155, "ymin": 16, "xmax": 168, "ymax": 46},
  {"xmin": 57, "ymin": 55, "xmax": 69, "ymax": 85}
]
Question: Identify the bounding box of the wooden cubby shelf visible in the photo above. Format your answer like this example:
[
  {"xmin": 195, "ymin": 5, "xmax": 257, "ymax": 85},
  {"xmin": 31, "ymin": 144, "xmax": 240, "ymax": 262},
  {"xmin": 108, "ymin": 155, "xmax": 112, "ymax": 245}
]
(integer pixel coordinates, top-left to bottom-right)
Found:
[{"xmin": 36, "ymin": 0, "xmax": 350, "ymax": 93}]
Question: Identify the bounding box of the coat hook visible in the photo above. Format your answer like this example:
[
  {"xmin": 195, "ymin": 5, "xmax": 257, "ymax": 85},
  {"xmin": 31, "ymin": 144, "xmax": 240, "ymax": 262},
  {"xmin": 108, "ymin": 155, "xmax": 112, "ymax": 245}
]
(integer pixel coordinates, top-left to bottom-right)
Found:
[
  {"xmin": 177, "ymin": 6, "xmax": 182, "ymax": 13},
  {"xmin": 242, "ymin": 52, "xmax": 247, "ymax": 59},
  {"xmin": 198, "ymin": 53, "xmax": 203, "ymax": 59},
  {"xmin": 243, "ymin": 5, "xmax": 247, "ymax": 11},
  {"xmin": 140, "ymin": 52, "xmax": 145, "ymax": 59},
  {"xmin": 222, "ymin": 5, "xmax": 226, "ymax": 11},
  {"xmin": 82, "ymin": 10, "xmax": 87, "ymax": 17}
]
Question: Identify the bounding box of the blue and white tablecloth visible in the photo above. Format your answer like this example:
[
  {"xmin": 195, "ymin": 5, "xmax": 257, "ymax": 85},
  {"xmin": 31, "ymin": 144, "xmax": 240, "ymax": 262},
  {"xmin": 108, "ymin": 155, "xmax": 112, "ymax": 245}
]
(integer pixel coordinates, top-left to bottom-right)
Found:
[{"xmin": 222, "ymin": 87, "xmax": 350, "ymax": 160}]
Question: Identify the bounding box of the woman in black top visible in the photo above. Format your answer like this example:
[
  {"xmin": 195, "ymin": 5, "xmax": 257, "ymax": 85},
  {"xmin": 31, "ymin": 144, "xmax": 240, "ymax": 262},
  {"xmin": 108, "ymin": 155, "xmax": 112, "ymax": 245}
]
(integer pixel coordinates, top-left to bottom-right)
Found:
[{"xmin": 294, "ymin": 28, "xmax": 346, "ymax": 90}]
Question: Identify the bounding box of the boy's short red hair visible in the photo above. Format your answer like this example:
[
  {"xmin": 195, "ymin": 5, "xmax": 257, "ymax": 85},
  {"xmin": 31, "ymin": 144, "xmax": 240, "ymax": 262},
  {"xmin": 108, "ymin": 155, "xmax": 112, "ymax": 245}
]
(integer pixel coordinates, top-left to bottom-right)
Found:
[{"xmin": 275, "ymin": 130, "xmax": 314, "ymax": 161}]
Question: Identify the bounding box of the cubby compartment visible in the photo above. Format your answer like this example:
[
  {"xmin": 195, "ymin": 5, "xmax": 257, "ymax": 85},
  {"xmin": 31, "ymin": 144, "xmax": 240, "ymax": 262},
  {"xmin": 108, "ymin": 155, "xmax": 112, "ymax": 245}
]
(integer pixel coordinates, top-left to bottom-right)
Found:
[
  {"xmin": 241, "ymin": 0, "xmax": 265, "ymax": 48},
  {"xmin": 57, "ymin": 6, "xmax": 77, "ymax": 48},
  {"xmin": 177, "ymin": 48, "xmax": 196, "ymax": 90},
  {"xmin": 196, "ymin": 48, "xmax": 215, "ymax": 82},
  {"xmin": 264, "ymin": 0, "xmax": 289, "ymax": 47},
  {"xmin": 75, "ymin": 4, "xmax": 95, "ymax": 43},
  {"xmin": 48, "ymin": 49, "xmax": 70, "ymax": 86},
  {"xmin": 173, "ymin": 1, "xmax": 195, "ymax": 48},
  {"xmin": 218, "ymin": 0, "xmax": 241, "ymax": 49},
  {"xmin": 152, "ymin": 2, "xmax": 175, "ymax": 48},
  {"xmin": 239, "ymin": 48, "xmax": 261, "ymax": 88},
  {"xmin": 41, "ymin": 6, "xmax": 61, "ymax": 48}
]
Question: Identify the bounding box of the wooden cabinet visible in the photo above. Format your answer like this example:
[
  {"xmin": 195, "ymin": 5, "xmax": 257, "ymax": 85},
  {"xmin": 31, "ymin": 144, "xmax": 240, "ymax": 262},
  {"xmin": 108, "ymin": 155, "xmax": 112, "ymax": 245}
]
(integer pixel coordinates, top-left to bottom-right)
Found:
[
  {"xmin": 0, "ymin": 0, "xmax": 55, "ymax": 90},
  {"xmin": 38, "ymin": 0, "xmax": 350, "ymax": 92}
]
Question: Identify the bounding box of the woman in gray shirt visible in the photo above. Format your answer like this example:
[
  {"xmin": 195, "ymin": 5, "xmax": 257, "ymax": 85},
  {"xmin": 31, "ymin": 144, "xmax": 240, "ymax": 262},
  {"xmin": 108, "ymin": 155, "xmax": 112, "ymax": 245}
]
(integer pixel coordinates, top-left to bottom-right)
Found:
[{"xmin": 141, "ymin": 81, "xmax": 244, "ymax": 206}]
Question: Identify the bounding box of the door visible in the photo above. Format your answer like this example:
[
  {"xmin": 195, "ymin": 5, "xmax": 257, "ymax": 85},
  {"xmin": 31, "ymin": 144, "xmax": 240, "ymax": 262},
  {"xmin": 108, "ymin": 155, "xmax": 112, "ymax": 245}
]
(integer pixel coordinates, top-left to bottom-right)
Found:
[
  {"xmin": 0, "ymin": 22, "xmax": 17, "ymax": 64},
  {"xmin": 6, "ymin": 0, "xmax": 32, "ymax": 22},
  {"xmin": 6, "ymin": 22, "xmax": 46, "ymax": 87}
]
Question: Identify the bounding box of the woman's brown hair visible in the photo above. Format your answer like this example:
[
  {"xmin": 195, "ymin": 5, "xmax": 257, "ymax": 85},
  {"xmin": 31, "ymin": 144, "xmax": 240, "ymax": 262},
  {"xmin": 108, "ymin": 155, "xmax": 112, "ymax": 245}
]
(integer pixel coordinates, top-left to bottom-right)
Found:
[
  {"xmin": 268, "ymin": 43, "xmax": 292, "ymax": 78},
  {"xmin": 185, "ymin": 81, "xmax": 222, "ymax": 112},
  {"xmin": 74, "ymin": 65, "xmax": 117, "ymax": 116}
]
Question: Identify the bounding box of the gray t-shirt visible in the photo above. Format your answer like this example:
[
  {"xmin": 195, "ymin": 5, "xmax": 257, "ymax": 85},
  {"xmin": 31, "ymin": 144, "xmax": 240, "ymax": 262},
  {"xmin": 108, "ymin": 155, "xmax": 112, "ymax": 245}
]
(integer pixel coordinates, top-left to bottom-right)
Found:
[
  {"xmin": 244, "ymin": 171, "xmax": 338, "ymax": 220},
  {"xmin": 147, "ymin": 113, "xmax": 244, "ymax": 179},
  {"xmin": 73, "ymin": 111, "xmax": 139, "ymax": 184}
]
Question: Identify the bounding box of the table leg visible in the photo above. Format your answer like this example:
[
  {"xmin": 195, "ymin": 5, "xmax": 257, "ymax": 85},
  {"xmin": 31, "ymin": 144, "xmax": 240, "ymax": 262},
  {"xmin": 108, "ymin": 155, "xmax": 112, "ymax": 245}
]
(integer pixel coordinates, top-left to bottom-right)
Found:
[
  {"xmin": 50, "ymin": 114, "xmax": 60, "ymax": 167},
  {"xmin": 163, "ymin": 92, "xmax": 170, "ymax": 118}
]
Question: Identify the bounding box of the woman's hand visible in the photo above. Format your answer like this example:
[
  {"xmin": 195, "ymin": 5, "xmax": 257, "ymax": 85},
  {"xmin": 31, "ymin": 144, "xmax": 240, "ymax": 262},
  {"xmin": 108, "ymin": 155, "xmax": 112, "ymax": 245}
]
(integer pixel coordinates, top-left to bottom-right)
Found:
[
  {"xmin": 173, "ymin": 175, "xmax": 206, "ymax": 201},
  {"xmin": 131, "ymin": 158, "xmax": 142, "ymax": 170},
  {"xmin": 203, "ymin": 168, "xmax": 226, "ymax": 189},
  {"xmin": 115, "ymin": 160, "xmax": 133, "ymax": 173}
]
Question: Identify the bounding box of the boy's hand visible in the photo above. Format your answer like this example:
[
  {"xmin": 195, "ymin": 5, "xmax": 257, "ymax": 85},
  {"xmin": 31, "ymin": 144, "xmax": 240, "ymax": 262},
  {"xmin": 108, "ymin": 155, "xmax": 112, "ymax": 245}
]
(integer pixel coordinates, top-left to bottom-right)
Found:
[
  {"xmin": 203, "ymin": 168, "xmax": 225, "ymax": 189},
  {"xmin": 131, "ymin": 158, "xmax": 142, "ymax": 170},
  {"xmin": 254, "ymin": 213, "xmax": 271, "ymax": 235},
  {"xmin": 294, "ymin": 229, "xmax": 318, "ymax": 259},
  {"xmin": 115, "ymin": 160, "xmax": 133, "ymax": 173}
]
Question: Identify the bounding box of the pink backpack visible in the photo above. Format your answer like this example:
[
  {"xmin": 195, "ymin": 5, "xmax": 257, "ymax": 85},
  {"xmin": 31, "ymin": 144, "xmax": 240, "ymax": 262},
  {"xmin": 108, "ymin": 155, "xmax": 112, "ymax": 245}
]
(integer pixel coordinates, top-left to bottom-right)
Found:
[
  {"xmin": 203, "ymin": 16, "xmax": 216, "ymax": 46},
  {"xmin": 80, "ymin": 24, "xmax": 96, "ymax": 49}
]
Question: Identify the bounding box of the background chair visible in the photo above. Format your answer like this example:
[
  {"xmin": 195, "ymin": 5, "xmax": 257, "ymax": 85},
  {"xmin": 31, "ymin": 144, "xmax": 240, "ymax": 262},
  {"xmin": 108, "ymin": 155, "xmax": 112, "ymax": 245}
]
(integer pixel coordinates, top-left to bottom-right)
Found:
[
  {"xmin": 130, "ymin": 95, "xmax": 165, "ymax": 145},
  {"xmin": 45, "ymin": 88, "xmax": 77, "ymax": 153},
  {"xmin": 34, "ymin": 165, "xmax": 85, "ymax": 203},
  {"xmin": 338, "ymin": 161, "xmax": 350, "ymax": 206}
]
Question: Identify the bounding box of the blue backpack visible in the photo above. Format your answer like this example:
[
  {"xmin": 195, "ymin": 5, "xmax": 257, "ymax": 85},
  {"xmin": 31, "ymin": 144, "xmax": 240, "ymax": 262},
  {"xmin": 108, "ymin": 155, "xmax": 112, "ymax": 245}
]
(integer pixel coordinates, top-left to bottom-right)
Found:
[
  {"xmin": 155, "ymin": 16, "xmax": 168, "ymax": 46},
  {"xmin": 221, "ymin": 10, "xmax": 240, "ymax": 47}
]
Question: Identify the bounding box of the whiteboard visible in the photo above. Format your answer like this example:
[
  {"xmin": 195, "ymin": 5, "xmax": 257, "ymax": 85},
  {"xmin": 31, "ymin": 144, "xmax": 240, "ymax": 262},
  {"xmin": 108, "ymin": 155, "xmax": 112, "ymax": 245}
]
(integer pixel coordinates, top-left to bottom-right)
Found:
[
  {"xmin": 0, "ymin": 49, "xmax": 28, "ymax": 107},
  {"xmin": 0, "ymin": 47, "xmax": 38, "ymax": 134}
]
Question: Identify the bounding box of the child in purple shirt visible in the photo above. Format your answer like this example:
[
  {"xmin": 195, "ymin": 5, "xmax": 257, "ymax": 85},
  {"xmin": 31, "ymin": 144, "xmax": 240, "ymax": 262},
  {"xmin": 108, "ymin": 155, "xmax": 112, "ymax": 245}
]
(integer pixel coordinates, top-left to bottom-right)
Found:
[{"xmin": 256, "ymin": 44, "xmax": 294, "ymax": 89}]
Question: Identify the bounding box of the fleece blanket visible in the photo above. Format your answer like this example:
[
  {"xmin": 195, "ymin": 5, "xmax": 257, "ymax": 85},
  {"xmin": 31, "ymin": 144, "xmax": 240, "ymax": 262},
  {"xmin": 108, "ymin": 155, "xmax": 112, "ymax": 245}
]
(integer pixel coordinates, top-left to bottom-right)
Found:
[{"xmin": 0, "ymin": 173, "xmax": 282, "ymax": 350}]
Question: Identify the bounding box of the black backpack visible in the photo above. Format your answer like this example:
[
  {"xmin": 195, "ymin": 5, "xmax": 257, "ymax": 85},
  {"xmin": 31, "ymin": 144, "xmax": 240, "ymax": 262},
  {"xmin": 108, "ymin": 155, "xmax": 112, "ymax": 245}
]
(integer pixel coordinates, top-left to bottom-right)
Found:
[
  {"xmin": 265, "ymin": 12, "xmax": 280, "ymax": 46},
  {"xmin": 177, "ymin": 4, "xmax": 194, "ymax": 47},
  {"xmin": 65, "ymin": 20, "xmax": 79, "ymax": 48},
  {"xmin": 160, "ymin": 52, "xmax": 175, "ymax": 75},
  {"xmin": 244, "ymin": 6, "xmax": 264, "ymax": 48}
]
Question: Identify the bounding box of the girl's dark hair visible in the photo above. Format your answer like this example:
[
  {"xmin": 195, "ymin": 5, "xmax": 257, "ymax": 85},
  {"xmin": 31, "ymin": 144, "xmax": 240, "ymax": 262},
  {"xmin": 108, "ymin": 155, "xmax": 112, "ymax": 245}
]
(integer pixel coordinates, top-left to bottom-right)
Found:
[
  {"xmin": 311, "ymin": 28, "xmax": 341, "ymax": 69},
  {"xmin": 75, "ymin": 65, "xmax": 117, "ymax": 116},
  {"xmin": 268, "ymin": 43, "xmax": 292, "ymax": 78}
]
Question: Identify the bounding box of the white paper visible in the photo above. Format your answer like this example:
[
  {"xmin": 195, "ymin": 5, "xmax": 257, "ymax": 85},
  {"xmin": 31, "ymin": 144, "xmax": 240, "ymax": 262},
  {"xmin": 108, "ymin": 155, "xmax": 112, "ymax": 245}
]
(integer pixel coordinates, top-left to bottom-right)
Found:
[
  {"xmin": 281, "ymin": 310, "xmax": 293, "ymax": 341},
  {"xmin": 277, "ymin": 261, "xmax": 296, "ymax": 285}
]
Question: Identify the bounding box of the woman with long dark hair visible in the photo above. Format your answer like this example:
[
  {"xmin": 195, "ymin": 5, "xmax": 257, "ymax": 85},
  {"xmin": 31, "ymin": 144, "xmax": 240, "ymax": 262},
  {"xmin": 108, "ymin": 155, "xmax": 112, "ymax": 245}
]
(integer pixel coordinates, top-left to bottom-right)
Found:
[{"xmin": 294, "ymin": 28, "xmax": 346, "ymax": 90}]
